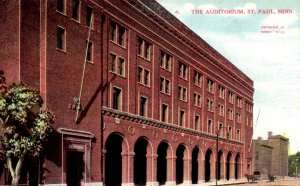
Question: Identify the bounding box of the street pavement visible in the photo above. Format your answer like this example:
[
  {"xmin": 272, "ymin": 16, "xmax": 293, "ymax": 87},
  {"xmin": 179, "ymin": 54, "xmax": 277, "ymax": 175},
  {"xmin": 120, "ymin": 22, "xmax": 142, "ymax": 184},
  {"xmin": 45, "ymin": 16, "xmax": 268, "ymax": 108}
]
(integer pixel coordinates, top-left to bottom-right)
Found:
[{"xmin": 241, "ymin": 179, "xmax": 300, "ymax": 186}]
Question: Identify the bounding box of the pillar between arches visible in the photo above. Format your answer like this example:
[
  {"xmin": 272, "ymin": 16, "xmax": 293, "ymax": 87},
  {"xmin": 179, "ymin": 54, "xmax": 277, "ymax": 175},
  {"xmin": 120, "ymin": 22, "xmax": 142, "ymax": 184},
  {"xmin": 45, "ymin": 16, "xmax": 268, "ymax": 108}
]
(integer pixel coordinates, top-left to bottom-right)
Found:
[
  {"xmin": 210, "ymin": 159, "xmax": 216, "ymax": 180},
  {"xmin": 183, "ymin": 158, "xmax": 191, "ymax": 184},
  {"xmin": 230, "ymin": 162, "xmax": 235, "ymax": 180},
  {"xmin": 198, "ymin": 159, "xmax": 205, "ymax": 183},
  {"xmin": 102, "ymin": 150, "xmax": 107, "ymax": 184},
  {"xmin": 165, "ymin": 156, "xmax": 176, "ymax": 186},
  {"xmin": 220, "ymin": 160, "xmax": 225, "ymax": 180},
  {"xmin": 121, "ymin": 151, "xmax": 135, "ymax": 186},
  {"xmin": 146, "ymin": 154, "xmax": 159, "ymax": 186}
]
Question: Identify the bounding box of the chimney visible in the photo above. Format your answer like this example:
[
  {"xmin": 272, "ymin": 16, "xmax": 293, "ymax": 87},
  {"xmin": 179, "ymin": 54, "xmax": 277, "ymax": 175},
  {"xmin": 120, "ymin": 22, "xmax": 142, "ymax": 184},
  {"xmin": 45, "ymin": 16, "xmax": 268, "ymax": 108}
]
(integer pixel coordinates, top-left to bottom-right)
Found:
[{"xmin": 268, "ymin": 131, "xmax": 273, "ymax": 138}]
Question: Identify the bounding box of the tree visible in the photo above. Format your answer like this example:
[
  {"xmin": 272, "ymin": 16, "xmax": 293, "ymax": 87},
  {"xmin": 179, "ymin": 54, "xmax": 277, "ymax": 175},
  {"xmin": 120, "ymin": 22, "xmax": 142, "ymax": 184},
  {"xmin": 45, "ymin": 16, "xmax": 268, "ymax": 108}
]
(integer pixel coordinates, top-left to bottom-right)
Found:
[
  {"xmin": 288, "ymin": 151, "xmax": 300, "ymax": 176},
  {"xmin": 0, "ymin": 71, "xmax": 54, "ymax": 185}
]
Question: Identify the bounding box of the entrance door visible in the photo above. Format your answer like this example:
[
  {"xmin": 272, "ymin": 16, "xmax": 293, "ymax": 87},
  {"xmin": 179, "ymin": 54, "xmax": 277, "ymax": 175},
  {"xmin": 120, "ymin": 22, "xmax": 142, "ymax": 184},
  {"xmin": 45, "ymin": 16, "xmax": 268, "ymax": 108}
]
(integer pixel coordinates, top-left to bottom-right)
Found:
[{"xmin": 67, "ymin": 151, "xmax": 84, "ymax": 186}]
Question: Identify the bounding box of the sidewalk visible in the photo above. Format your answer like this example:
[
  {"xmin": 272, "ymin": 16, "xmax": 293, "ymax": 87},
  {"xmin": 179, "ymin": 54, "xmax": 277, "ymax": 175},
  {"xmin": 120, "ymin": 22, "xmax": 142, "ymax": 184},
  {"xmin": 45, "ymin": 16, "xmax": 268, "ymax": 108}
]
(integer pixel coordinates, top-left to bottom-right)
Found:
[{"xmin": 206, "ymin": 178, "xmax": 300, "ymax": 186}]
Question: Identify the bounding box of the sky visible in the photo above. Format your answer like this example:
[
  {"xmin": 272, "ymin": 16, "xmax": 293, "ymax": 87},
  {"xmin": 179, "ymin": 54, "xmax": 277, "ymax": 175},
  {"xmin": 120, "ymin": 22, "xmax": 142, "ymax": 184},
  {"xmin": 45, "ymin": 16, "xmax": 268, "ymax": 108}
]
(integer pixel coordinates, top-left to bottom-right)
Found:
[{"xmin": 157, "ymin": 0, "xmax": 300, "ymax": 154}]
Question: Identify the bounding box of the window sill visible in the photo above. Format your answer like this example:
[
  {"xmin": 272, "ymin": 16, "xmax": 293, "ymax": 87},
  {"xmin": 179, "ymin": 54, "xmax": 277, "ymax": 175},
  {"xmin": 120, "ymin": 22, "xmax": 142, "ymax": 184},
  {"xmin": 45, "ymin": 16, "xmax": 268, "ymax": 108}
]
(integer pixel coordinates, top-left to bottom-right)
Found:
[
  {"xmin": 137, "ymin": 82, "xmax": 151, "ymax": 88},
  {"xmin": 109, "ymin": 71, "xmax": 126, "ymax": 79},
  {"xmin": 109, "ymin": 40, "xmax": 126, "ymax": 49},
  {"xmin": 56, "ymin": 10, "xmax": 67, "ymax": 17},
  {"xmin": 138, "ymin": 55, "xmax": 151, "ymax": 62},
  {"xmin": 56, "ymin": 48, "xmax": 66, "ymax": 53},
  {"xmin": 71, "ymin": 18, "xmax": 81, "ymax": 24}
]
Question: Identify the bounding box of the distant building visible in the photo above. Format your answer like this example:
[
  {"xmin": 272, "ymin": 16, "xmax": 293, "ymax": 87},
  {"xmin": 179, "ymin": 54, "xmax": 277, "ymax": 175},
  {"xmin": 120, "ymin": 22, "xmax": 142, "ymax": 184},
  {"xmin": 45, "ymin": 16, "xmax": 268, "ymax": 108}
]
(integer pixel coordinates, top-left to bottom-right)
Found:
[{"xmin": 253, "ymin": 132, "xmax": 289, "ymax": 179}]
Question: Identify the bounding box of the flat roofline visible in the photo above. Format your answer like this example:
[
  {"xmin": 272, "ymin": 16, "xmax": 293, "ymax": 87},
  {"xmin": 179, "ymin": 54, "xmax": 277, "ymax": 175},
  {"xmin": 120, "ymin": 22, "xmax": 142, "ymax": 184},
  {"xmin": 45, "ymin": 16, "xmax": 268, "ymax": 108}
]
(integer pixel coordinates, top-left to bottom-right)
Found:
[{"xmin": 138, "ymin": 0, "xmax": 254, "ymax": 86}]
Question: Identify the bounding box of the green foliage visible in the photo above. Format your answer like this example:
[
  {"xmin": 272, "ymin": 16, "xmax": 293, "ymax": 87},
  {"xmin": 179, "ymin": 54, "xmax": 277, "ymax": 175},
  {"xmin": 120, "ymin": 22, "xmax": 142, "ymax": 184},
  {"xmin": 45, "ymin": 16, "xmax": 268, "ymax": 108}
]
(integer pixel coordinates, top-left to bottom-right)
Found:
[
  {"xmin": 0, "ymin": 82, "xmax": 54, "ymax": 159},
  {"xmin": 288, "ymin": 151, "xmax": 300, "ymax": 176}
]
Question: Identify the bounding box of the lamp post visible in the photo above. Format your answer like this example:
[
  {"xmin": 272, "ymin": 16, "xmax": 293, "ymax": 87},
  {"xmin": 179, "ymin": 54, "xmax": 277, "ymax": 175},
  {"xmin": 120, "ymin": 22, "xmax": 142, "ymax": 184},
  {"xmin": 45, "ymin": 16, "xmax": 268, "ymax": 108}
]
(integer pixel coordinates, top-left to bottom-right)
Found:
[{"xmin": 216, "ymin": 126, "xmax": 229, "ymax": 186}]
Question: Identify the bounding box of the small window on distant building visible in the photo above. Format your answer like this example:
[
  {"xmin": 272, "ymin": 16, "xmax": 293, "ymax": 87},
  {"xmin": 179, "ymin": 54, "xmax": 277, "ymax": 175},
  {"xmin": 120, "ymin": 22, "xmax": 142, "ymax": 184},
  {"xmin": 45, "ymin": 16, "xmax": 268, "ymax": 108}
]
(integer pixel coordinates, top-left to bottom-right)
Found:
[
  {"xmin": 140, "ymin": 96, "xmax": 147, "ymax": 117},
  {"xmin": 57, "ymin": 26, "xmax": 66, "ymax": 51},
  {"xmin": 57, "ymin": 0, "xmax": 66, "ymax": 14},
  {"xmin": 86, "ymin": 6, "xmax": 94, "ymax": 28},
  {"xmin": 161, "ymin": 104, "xmax": 168, "ymax": 122},
  {"xmin": 86, "ymin": 41, "xmax": 93, "ymax": 62},
  {"xmin": 112, "ymin": 87, "xmax": 122, "ymax": 110},
  {"xmin": 72, "ymin": 0, "xmax": 80, "ymax": 21}
]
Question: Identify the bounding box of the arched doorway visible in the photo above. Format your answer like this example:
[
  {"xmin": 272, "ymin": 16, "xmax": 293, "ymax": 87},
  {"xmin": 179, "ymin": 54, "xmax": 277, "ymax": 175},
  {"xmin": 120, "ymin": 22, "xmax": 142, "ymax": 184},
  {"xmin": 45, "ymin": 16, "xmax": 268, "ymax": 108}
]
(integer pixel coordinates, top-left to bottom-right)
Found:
[
  {"xmin": 205, "ymin": 149, "xmax": 213, "ymax": 182},
  {"xmin": 226, "ymin": 152, "xmax": 232, "ymax": 180},
  {"xmin": 235, "ymin": 153, "xmax": 240, "ymax": 180},
  {"xmin": 105, "ymin": 134, "xmax": 123, "ymax": 186},
  {"xmin": 134, "ymin": 138, "xmax": 148, "ymax": 185},
  {"xmin": 157, "ymin": 142, "xmax": 169, "ymax": 185},
  {"xmin": 191, "ymin": 147, "xmax": 199, "ymax": 184},
  {"xmin": 176, "ymin": 144, "xmax": 186, "ymax": 184},
  {"xmin": 217, "ymin": 151, "xmax": 224, "ymax": 180}
]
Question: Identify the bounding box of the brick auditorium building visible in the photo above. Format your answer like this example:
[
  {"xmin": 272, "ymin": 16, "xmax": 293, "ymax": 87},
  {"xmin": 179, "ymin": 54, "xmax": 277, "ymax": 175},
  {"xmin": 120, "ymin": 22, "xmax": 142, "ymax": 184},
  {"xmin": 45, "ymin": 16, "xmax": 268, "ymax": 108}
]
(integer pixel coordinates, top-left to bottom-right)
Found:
[{"xmin": 0, "ymin": 0, "xmax": 254, "ymax": 185}]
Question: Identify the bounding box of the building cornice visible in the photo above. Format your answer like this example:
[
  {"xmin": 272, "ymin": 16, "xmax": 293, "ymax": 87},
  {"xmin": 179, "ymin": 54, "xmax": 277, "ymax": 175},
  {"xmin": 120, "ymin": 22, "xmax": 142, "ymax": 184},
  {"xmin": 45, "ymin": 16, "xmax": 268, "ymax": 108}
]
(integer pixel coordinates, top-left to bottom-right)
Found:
[
  {"xmin": 102, "ymin": 106, "xmax": 244, "ymax": 146},
  {"xmin": 127, "ymin": 0, "xmax": 254, "ymax": 93}
]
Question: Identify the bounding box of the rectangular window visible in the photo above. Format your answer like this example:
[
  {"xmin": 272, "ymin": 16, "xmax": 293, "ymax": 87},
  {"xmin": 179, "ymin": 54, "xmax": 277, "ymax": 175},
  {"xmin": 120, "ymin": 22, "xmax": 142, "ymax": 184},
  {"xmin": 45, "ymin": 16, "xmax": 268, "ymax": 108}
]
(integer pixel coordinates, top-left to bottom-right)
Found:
[
  {"xmin": 237, "ymin": 129, "xmax": 241, "ymax": 141},
  {"xmin": 194, "ymin": 71, "xmax": 202, "ymax": 87},
  {"xmin": 161, "ymin": 51, "xmax": 171, "ymax": 71},
  {"xmin": 117, "ymin": 58, "xmax": 124, "ymax": 76},
  {"xmin": 219, "ymin": 85, "xmax": 225, "ymax": 99},
  {"xmin": 57, "ymin": 0, "xmax": 66, "ymax": 14},
  {"xmin": 236, "ymin": 112, "xmax": 241, "ymax": 123},
  {"xmin": 207, "ymin": 98, "xmax": 214, "ymax": 112},
  {"xmin": 228, "ymin": 109, "xmax": 233, "ymax": 120},
  {"xmin": 86, "ymin": 41, "xmax": 93, "ymax": 62},
  {"xmin": 228, "ymin": 91, "xmax": 234, "ymax": 103},
  {"xmin": 110, "ymin": 53, "xmax": 116, "ymax": 72},
  {"xmin": 179, "ymin": 110, "xmax": 185, "ymax": 127},
  {"xmin": 140, "ymin": 96, "xmax": 147, "ymax": 117},
  {"xmin": 57, "ymin": 26, "xmax": 66, "ymax": 51},
  {"xmin": 137, "ymin": 67, "xmax": 150, "ymax": 86},
  {"xmin": 179, "ymin": 62, "xmax": 188, "ymax": 79},
  {"xmin": 161, "ymin": 104, "xmax": 168, "ymax": 122},
  {"xmin": 218, "ymin": 104, "xmax": 224, "ymax": 116},
  {"xmin": 194, "ymin": 93, "xmax": 201, "ymax": 107},
  {"xmin": 179, "ymin": 86, "xmax": 187, "ymax": 101},
  {"xmin": 109, "ymin": 21, "xmax": 126, "ymax": 47},
  {"xmin": 109, "ymin": 22, "xmax": 117, "ymax": 42},
  {"xmin": 228, "ymin": 126, "xmax": 232, "ymax": 139},
  {"xmin": 207, "ymin": 119, "xmax": 212, "ymax": 133},
  {"xmin": 109, "ymin": 53, "xmax": 125, "ymax": 76},
  {"xmin": 207, "ymin": 79, "xmax": 214, "ymax": 93},
  {"xmin": 112, "ymin": 87, "xmax": 121, "ymax": 110},
  {"xmin": 72, "ymin": 0, "xmax": 80, "ymax": 21},
  {"xmin": 237, "ymin": 96, "xmax": 242, "ymax": 108},
  {"xmin": 195, "ymin": 115, "xmax": 200, "ymax": 130},
  {"xmin": 138, "ymin": 37, "xmax": 151, "ymax": 60},
  {"xmin": 86, "ymin": 6, "xmax": 94, "ymax": 28},
  {"xmin": 218, "ymin": 123, "xmax": 223, "ymax": 136},
  {"xmin": 138, "ymin": 67, "xmax": 143, "ymax": 83},
  {"xmin": 160, "ymin": 77, "xmax": 170, "ymax": 94}
]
